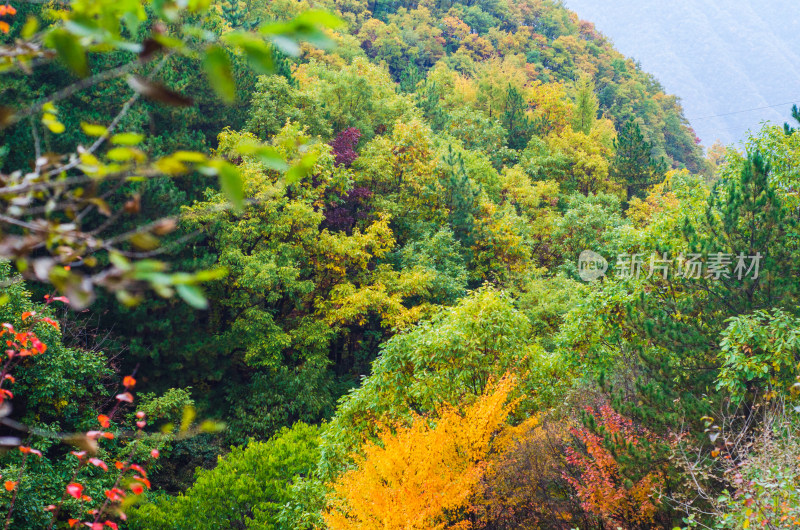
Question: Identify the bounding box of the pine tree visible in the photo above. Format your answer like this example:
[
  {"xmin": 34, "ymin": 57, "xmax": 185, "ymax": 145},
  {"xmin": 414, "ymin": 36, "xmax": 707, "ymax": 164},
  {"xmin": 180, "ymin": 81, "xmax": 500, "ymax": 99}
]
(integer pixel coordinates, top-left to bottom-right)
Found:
[
  {"xmin": 611, "ymin": 119, "xmax": 668, "ymax": 201},
  {"xmin": 502, "ymin": 85, "xmax": 533, "ymax": 150},
  {"xmin": 618, "ymin": 151, "xmax": 799, "ymax": 434},
  {"xmin": 416, "ymin": 81, "xmax": 448, "ymax": 132},
  {"xmin": 783, "ymin": 104, "xmax": 800, "ymax": 136},
  {"xmin": 443, "ymin": 145, "xmax": 480, "ymax": 250}
]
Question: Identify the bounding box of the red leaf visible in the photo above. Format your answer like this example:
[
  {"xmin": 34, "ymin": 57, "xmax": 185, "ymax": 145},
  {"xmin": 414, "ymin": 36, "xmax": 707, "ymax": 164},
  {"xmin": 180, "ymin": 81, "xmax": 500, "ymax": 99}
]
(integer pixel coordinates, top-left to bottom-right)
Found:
[
  {"xmin": 88, "ymin": 458, "xmax": 108, "ymax": 471},
  {"xmin": 150, "ymin": 449, "xmax": 159, "ymax": 459},
  {"xmin": 51, "ymin": 296, "xmax": 70, "ymax": 304},
  {"xmin": 66, "ymin": 482, "xmax": 83, "ymax": 499},
  {"xmin": 41, "ymin": 317, "xmax": 60, "ymax": 329},
  {"xmin": 19, "ymin": 446, "xmax": 42, "ymax": 457},
  {"xmin": 20, "ymin": 311, "xmax": 35, "ymax": 320},
  {"xmin": 122, "ymin": 376, "xmax": 136, "ymax": 388},
  {"xmin": 97, "ymin": 415, "xmax": 110, "ymax": 428}
]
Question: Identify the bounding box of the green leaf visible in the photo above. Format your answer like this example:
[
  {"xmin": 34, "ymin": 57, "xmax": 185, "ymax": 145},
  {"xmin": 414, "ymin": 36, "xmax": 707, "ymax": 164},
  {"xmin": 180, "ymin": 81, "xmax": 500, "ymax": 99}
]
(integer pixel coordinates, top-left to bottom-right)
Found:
[
  {"xmin": 285, "ymin": 152, "xmax": 319, "ymax": 184},
  {"xmin": 111, "ymin": 132, "xmax": 145, "ymax": 145},
  {"xmin": 107, "ymin": 147, "xmax": 140, "ymax": 161},
  {"xmin": 193, "ymin": 267, "xmax": 228, "ymax": 282},
  {"xmin": 47, "ymin": 29, "xmax": 89, "ymax": 77},
  {"xmin": 217, "ymin": 162, "xmax": 244, "ymax": 211},
  {"xmin": 223, "ymin": 32, "xmax": 274, "ymax": 74},
  {"xmin": 203, "ymin": 46, "xmax": 236, "ymax": 103},
  {"xmin": 180, "ymin": 406, "xmax": 197, "ymax": 432},
  {"xmin": 81, "ymin": 122, "xmax": 108, "ymax": 137},
  {"xmin": 21, "ymin": 17, "xmax": 39, "ymax": 40},
  {"xmin": 176, "ymin": 284, "xmax": 208, "ymax": 309}
]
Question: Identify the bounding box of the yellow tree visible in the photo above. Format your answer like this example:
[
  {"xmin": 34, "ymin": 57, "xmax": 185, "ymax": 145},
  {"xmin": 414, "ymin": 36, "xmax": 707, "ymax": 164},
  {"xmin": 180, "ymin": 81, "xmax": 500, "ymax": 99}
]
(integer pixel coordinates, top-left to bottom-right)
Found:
[{"xmin": 324, "ymin": 375, "xmax": 519, "ymax": 530}]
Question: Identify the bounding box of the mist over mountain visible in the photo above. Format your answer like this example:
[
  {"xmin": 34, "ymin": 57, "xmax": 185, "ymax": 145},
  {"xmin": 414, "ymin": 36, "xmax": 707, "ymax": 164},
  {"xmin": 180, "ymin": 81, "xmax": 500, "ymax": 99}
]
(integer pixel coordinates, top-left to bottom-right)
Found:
[{"xmin": 563, "ymin": 0, "xmax": 800, "ymax": 147}]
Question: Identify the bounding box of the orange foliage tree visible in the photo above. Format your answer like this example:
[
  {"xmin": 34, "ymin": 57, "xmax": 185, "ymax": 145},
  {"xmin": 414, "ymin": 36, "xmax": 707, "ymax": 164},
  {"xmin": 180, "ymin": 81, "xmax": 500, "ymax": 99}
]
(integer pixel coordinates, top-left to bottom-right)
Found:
[
  {"xmin": 323, "ymin": 375, "xmax": 518, "ymax": 530},
  {"xmin": 564, "ymin": 405, "xmax": 663, "ymax": 528}
]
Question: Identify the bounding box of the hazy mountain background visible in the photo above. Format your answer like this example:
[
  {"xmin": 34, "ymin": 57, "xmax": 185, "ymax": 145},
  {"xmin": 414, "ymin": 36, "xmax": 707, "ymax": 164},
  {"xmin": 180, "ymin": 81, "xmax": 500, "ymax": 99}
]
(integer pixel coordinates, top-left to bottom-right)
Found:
[{"xmin": 563, "ymin": 0, "xmax": 800, "ymax": 147}]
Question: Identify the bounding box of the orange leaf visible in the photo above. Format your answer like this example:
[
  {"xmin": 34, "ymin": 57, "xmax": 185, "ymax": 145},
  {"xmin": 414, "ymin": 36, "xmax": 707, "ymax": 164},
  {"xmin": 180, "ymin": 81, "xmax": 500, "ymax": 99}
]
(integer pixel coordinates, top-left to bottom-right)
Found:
[
  {"xmin": 4, "ymin": 481, "xmax": 15, "ymax": 491},
  {"xmin": 122, "ymin": 376, "xmax": 136, "ymax": 388},
  {"xmin": 97, "ymin": 414, "xmax": 110, "ymax": 428}
]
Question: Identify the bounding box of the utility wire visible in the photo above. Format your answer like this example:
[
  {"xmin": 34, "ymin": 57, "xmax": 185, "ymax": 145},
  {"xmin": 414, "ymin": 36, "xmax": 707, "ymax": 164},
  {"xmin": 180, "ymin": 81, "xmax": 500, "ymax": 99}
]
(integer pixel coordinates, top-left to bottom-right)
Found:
[{"xmin": 689, "ymin": 99, "xmax": 799, "ymax": 121}]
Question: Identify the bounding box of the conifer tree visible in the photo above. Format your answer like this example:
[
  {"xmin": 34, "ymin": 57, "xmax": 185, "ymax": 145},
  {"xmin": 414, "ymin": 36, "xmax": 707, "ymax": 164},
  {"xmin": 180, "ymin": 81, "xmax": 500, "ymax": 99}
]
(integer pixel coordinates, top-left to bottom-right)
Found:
[
  {"xmin": 416, "ymin": 81, "xmax": 448, "ymax": 132},
  {"xmin": 784, "ymin": 104, "xmax": 800, "ymax": 135},
  {"xmin": 611, "ymin": 119, "xmax": 668, "ymax": 201},
  {"xmin": 443, "ymin": 146, "xmax": 480, "ymax": 250},
  {"xmin": 503, "ymin": 85, "xmax": 533, "ymax": 150},
  {"xmin": 618, "ymin": 152, "xmax": 799, "ymax": 434}
]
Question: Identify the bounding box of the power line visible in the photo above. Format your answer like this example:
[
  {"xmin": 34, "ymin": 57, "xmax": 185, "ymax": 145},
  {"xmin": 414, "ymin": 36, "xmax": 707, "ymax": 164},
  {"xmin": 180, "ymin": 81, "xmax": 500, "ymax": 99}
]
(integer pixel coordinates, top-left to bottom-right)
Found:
[{"xmin": 689, "ymin": 99, "xmax": 799, "ymax": 121}]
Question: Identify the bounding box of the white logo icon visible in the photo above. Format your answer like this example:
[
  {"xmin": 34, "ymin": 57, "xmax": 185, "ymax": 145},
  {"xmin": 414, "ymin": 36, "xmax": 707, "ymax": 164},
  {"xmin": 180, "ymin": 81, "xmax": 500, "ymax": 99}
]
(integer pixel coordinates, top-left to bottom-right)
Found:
[{"xmin": 578, "ymin": 250, "xmax": 608, "ymax": 282}]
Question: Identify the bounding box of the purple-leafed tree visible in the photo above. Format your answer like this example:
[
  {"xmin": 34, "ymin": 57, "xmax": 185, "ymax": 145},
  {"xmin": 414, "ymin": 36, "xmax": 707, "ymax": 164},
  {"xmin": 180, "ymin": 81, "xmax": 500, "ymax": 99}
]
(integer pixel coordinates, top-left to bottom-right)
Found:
[{"xmin": 329, "ymin": 127, "xmax": 362, "ymax": 167}]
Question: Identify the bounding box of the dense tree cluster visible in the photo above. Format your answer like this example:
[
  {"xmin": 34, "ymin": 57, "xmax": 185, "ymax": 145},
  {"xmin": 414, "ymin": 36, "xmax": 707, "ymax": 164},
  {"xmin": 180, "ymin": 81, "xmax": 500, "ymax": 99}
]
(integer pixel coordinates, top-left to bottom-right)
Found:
[{"xmin": 1, "ymin": 0, "xmax": 799, "ymax": 528}]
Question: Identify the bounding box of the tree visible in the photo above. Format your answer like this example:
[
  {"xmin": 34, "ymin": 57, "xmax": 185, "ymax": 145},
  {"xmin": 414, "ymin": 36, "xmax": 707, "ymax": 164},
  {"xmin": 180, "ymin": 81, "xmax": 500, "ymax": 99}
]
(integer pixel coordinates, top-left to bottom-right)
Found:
[
  {"xmin": 131, "ymin": 423, "xmax": 321, "ymax": 530},
  {"xmin": 443, "ymin": 145, "xmax": 481, "ymax": 249},
  {"xmin": 324, "ymin": 375, "xmax": 518, "ymax": 530},
  {"xmin": 502, "ymin": 85, "xmax": 533, "ymax": 150},
  {"xmin": 783, "ymin": 104, "xmax": 800, "ymax": 136},
  {"xmin": 572, "ymin": 76, "xmax": 599, "ymax": 135},
  {"xmin": 320, "ymin": 288, "xmax": 533, "ymax": 477},
  {"xmin": 611, "ymin": 119, "xmax": 668, "ymax": 201},
  {"xmin": 619, "ymin": 152, "xmax": 799, "ymax": 437},
  {"xmin": 565, "ymin": 405, "xmax": 664, "ymax": 528},
  {"xmin": 0, "ymin": 0, "xmax": 341, "ymax": 308}
]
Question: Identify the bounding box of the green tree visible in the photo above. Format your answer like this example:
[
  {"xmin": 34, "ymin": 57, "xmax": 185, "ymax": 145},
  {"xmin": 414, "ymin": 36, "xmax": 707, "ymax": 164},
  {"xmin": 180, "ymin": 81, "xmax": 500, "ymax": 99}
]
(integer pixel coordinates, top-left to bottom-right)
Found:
[
  {"xmin": 502, "ymin": 84, "xmax": 533, "ymax": 150},
  {"xmin": 611, "ymin": 119, "xmax": 668, "ymax": 201},
  {"xmin": 130, "ymin": 423, "xmax": 322, "ymax": 530},
  {"xmin": 572, "ymin": 75, "xmax": 600, "ymax": 135}
]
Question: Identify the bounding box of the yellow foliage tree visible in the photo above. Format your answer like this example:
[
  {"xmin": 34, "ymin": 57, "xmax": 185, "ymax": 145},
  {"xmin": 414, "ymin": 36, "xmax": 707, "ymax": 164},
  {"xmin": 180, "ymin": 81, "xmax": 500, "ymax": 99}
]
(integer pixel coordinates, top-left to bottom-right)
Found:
[{"xmin": 323, "ymin": 375, "xmax": 519, "ymax": 530}]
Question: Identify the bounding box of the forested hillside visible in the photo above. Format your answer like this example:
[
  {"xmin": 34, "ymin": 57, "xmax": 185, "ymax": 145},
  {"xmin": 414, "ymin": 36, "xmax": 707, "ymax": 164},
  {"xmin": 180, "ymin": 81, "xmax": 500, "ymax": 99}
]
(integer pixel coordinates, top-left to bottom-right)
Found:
[
  {"xmin": 564, "ymin": 0, "xmax": 800, "ymax": 145},
  {"xmin": 0, "ymin": 0, "xmax": 798, "ymax": 528}
]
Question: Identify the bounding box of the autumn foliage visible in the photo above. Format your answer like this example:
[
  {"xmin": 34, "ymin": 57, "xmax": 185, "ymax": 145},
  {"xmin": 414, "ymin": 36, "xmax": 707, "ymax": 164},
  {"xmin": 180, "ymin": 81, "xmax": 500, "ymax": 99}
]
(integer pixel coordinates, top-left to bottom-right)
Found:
[
  {"xmin": 564, "ymin": 405, "xmax": 663, "ymax": 528},
  {"xmin": 324, "ymin": 375, "xmax": 519, "ymax": 530}
]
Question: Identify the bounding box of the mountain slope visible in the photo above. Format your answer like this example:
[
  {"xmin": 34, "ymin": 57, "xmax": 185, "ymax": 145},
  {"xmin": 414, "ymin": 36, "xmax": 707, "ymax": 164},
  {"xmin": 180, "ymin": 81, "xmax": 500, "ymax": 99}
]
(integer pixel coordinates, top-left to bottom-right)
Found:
[{"xmin": 563, "ymin": 0, "xmax": 800, "ymax": 146}]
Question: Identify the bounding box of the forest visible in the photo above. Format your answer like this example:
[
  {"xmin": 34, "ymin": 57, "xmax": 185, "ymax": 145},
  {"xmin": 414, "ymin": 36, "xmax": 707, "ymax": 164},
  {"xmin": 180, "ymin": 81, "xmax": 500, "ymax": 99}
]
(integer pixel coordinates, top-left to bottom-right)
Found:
[{"xmin": 0, "ymin": 0, "xmax": 798, "ymax": 528}]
